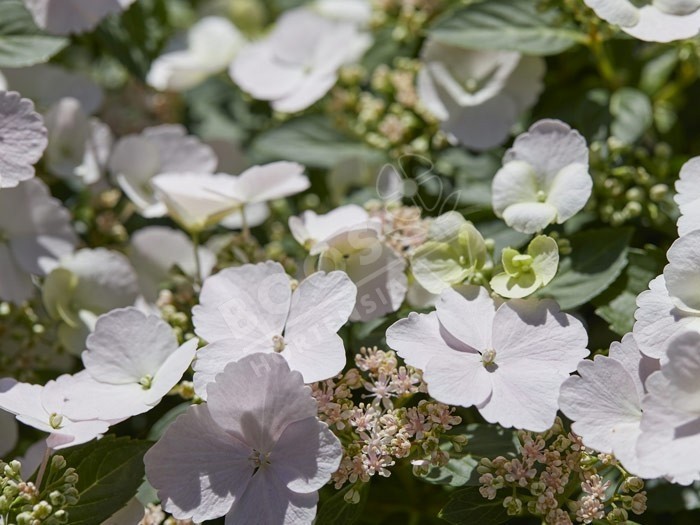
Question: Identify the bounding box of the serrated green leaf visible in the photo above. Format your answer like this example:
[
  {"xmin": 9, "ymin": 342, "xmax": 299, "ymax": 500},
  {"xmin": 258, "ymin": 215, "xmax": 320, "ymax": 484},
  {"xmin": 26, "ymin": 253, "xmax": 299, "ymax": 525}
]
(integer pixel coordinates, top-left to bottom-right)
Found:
[
  {"xmin": 439, "ymin": 486, "xmax": 510, "ymax": 525},
  {"xmin": 58, "ymin": 435, "xmax": 151, "ymax": 525},
  {"xmin": 610, "ymin": 88, "xmax": 653, "ymax": 144},
  {"xmin": 537, "ymin": 227, "xmax": 632, "ymax": 310},
  {"xmin": 420, "ymin": 424, "xmax": 518, "ymax": 487},
  {"xmin": 250, "ymin": 115, "xmax": 384, "ymax": 169},
  {"xmin": 0, "ymin": 0, "xmax": 67, "ymax": 67},
  {"xmin": 315, "ymin": 482, "xmax": 370, "ymax": 525},
  {"xmin": 428, "ymin": 0, "xmax": 585, "ymax": 56}
]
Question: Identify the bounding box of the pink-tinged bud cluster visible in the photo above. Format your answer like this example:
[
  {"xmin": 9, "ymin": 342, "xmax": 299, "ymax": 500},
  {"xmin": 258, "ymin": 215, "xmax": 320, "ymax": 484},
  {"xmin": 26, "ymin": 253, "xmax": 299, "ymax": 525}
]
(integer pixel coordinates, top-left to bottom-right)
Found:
[
  {"xmin": 311, "ymin": 346, "xmax": 461, "ymax": 492},
  {"xmin": 476, "ymin": 420, "xmax": 647, "ymax": 524}
]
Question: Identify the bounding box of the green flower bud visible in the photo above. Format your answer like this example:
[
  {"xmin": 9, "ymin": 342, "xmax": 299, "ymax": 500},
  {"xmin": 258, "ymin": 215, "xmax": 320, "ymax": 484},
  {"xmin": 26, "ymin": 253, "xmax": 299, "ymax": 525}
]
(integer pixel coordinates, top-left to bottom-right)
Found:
[{"xmin": 490, "ymin": 235, "xmax": 559, "ymax": 299}]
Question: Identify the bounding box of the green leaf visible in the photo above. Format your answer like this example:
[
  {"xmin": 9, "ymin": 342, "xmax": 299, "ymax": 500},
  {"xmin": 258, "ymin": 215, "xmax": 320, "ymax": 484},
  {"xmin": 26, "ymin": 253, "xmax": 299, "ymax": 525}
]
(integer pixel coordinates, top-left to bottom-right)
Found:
[
  {"xmin": 58, "ymin": 435, "xmax": 151, "ymax": 525},
  {"xmin": 0, "ymin": 0, "xmax": 67, "ymax": 67},
  {"xmin": 610, "ymin": 88, "xmax": 653, "ymax": 144},
  {"xmin": 595, "ymin": 248, "xmax": 663, "ymax": 335},
  {"xmin": 439, "ymin": 486, "xmax": 510, "ymax": 525},
  {"xmin": 420, "ymin": 424, "xmax": 518, "ymax": 487},
  {"xmin": 315, "ymin": 483, "xmax": 370, "ymax": 525},
  {"xmin": 428, "ymin": 0, "xmax": 585, "ymax": 56},
  {"xmin": 537, "ymin": 227, "xmax": 632, "ymax": 310},
  {"xmin": 250, "ymin": 115, "xmax": 384, "ymax": 169}
]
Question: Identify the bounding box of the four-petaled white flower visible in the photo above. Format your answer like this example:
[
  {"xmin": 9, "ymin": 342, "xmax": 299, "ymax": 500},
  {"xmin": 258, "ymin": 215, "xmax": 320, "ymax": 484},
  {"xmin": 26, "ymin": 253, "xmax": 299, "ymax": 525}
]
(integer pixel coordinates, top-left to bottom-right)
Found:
[
  {"xmin": 0, "ymin": 375, "xmax": 111, "ymax": 450},
  {"xmin": 584, "ymin": 0, "xmax": 700, "ymax": 43},
  {"xmin": 637, "ymin": 329, "xmax": 700, "ymax": 483},
  {"xmin": 42, "ymin": 248, "xmax": 139, "ymax": 354},
  {"xmin": 230, "ymin": 7, "xmax": 370, "ymax": 113},
  {"xmin": 417, "ymin": 40, "xmax": 545, "ymax": 151},
  {"xmin": 145, "ymin": 353, "xmax": 343, "ymax": 524},
  {"xmin": 151, "ymin": 161, "xmax": 310, "ymax": 233},
  {"xmin": 109, "ymin": 124, "xmax": 218, "ymax": 218},
  {"xmin": 43, "ymin": 97, "xmax": 113, "ymax": 185},
  {"xmin": 491, "ymin": 119, "xmax": 592, "ymax": 234},
  {"xmin": 559, "ymin": 334, "xmax": 659, "ymax": 476},
  {"xmin": 633, "ymin": 230, "xmax": 700, "ymax": 360},
  {"xmin": 61, "ymin": 308, "xmax": 198, "ymax": 421},
  {"xmin": 0, "ymin": 178, "xmax": 78, "ymax": 304},
  {"xmin": 386, "ymin": 285, "xmax": 589, "ymax": 431},
  {"xmin": 0, "ymin": 91, "xmax": 47, "ymax": 188},
  {"xmin": 192, "ymin": 261, "xmax": 356, "ymax": 395},
  {"xmin": 147, "ymin": 17, "xmax": 246, "ymax": 92},
  {"xmin": 290, "ymin": 205, "xmax": 408, "ymax": 321},
  {"xmin": 23, "ymin": 0, "xmax": 136, "ymax": 35}
]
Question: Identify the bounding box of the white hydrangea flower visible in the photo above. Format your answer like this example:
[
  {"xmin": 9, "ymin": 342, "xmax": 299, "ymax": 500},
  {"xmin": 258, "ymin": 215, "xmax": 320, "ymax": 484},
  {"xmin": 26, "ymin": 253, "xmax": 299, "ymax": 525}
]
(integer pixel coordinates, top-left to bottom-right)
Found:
[
  {"xmin": 145, "ymin": 353, "xmax": 343, "ymax": 524},
  {"xmin": 230, "ymin": 8, "xmax": 370, "ymax": 113},
  {"xmin": 637, "ymin": 329, "xmax": 700, "ymax": 482},
  {"xmin": 108, "ymin": 124, "xmax": 218, "ymax": 218},
  {"xmin": 61, "ymin": 308, "xmax": 198, "ymax": 421},
  {"xmin": 633, "ymin": 230, "xmax": 700, "ymax": 360},
  {"xmin": 129, "ymin": 226, "xmax": 217, "ymax": 302},
  {"xmin": 492, "ymin": 119, "xmax": 592, "ymax": 234},
  {"xmin": 43, "ymin": 248, "xmax": 139, "ymax": 354},
  {"xmin": 417, "ymin": 40, "xmax": 545, "ymax": 151},
  {"xmin": 2, "ymin": 64, "xmax": 103, "ymax": 114},
  {"xmin": 0, "ymin": 410, "xmax": 18, "ymax": 458},
  {"xmin": 0, "ymin": 91, "xmax": 47, "ymax": 188},
  {"xmin": 0, "ymin": 375, "xmax": 111, "ymax": 450},
  {"xmin": 559, "ymin": 334, "xmax": 659, "ymax": 476},
  {"xmin": 152, "ymin": 161, "xmax": 309, "ymax": 233},
  {"xmin": 0, "ymin": 178, "xmax": 78, "ymax": 304},
  {"xmin": 386, "ymin": 286, "xmax": 589, "ymax": 431},
  {"xmin": 23, "ymin": 0, "xmax": 136, "ymax": 35},
  {"xmin": 584, "ymin": 0, "xmax": 700, "ymax": 43},
  {"xmin": 193, "ymin": 261, "xmax": 356, "ymax": 394},
  {"xmin": 290, "ymin": 205, "xmax": 408, "ymax": 321},
  {"xmin": 44, "ymin": 97, "xmax": 113, "ymax": 185},
  {"xmin": 147, "ymin": 17, "xmax": 246, "ymax": 92},
  {"xmin": 674, "ymin": 156, "xmax": 700, "ymax": 236}
]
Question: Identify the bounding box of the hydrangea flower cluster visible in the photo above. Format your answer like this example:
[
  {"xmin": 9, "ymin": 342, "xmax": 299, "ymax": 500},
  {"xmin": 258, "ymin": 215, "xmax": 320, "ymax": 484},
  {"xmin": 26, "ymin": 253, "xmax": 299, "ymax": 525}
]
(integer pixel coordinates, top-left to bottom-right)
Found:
[{"xmin": 3, "ymin": 0, "xmax": 700, "ymax": 524}]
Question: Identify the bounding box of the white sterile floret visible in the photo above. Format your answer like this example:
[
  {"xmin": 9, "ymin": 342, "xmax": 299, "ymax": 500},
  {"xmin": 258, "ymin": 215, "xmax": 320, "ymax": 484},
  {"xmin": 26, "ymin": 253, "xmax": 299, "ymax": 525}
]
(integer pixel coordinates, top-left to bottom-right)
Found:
[
  {"xmin": 230, "ymin": 7, "xmax": 370, "ymax": 113},
  {"xmin": 0, "ymin": 411, "xmax": 18, "ymax": 458},
  {"xmin": 290, "ymin": 205, "xmax": 408, "ymax": 321},
  {"xmin": 152, "ymin": 161, "xmax": 309, "ymax": 233},
  {"xmin": 22, "ymin": 0, "xmax": 136, "ymax": 35},
  {"xmin": 43, "ymin": 97, "xmax": 113, "ymax": 185},
  {"xmin": 0, "ymin": 178, "xmax": 78, "ymax": 304},
  {"xmin": 674, "ymin": 156, "xmax": 700, "ymax": 236},
  {"xmin": 491, "ymin": 119, "xmax": 592, "ymax": 234},
  {"xmin": 584, "ymin": 0, "xmax": 700, "ymax": 43},
  {"xmin": 108, "ymin": 124, "xmax": 218, "ymax": 218},
  {"xmin": 129, "ymin": 226, "xmax": 217, "ymax": 302},
  {"xmin": 0, "ymin": 91, "xmax": 47, "ymax": 188},
  {"xmin": 147, "ymin": 17, "xmax": 246, "ymax": 92},
  {"xmin": 192, "ymin": 261, "xmax": 356, "ymax": 395},
  {"xmin": 42, "ymin": 248, "xmax": 139, "ymax": 354},
  {"xmin": 637, "ymin": 329, "xmax": 700, "ymax": 482},
  {"xmin": 633, "ymin": 230, "xmax": 700, "ymax": 360},
  {"xmin": 386, "ymin": 285, "xmax": 589, "ymax": 432},
  {"xmin": 61, "ymin": 308, "xmax": 198, "ymax": 421},
  {"xmin": 145, "ymin": 353, "xmax": 343, "ymax": 525},
  {"xmin": 559, "ymin": 334, "xmax": 659, "ymax": 476},
  {"xmin": 0, "ymin": 375, "xmax": 111, "ymax": 450},
  {"xmin": 417, "ymin": 40, "xmax": 545, "ymax": 151}
]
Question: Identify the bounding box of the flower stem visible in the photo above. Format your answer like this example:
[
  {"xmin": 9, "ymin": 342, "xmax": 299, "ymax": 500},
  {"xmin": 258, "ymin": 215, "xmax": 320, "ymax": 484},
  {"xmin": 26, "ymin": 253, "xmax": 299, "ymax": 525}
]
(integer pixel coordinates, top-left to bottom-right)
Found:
[
  {"xmin": 191, "ymin": 230, "xmax": 202, "ymax": 288},
  {"xmin": 35, "ymin": 446, "xmax": 52, "ymax": 490},
  {"xmin": 240, "ymin": 207, "xmax": 250, "ymax": 239}
]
